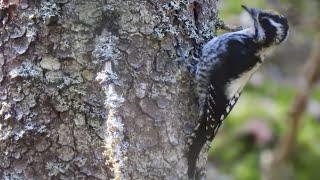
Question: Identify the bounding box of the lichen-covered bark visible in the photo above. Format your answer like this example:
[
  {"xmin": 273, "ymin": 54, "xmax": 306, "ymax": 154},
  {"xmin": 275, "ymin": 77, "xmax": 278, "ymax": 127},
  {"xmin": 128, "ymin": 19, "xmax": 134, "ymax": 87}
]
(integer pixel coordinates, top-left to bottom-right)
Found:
[{"xmin": 0, "ymin": 0, "xmax": 218, "ymax": 179}]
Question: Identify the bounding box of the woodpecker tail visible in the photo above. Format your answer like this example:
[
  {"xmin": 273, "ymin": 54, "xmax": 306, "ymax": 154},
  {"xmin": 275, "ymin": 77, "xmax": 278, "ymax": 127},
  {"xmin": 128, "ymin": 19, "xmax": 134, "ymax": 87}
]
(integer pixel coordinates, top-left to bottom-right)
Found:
[
  {"xmin": 187, "ymin": 84, "xmax": 240, "ymax": 179},
  {"xmin": 187, "ymin": 117, "xmax": 208, "ymax": 179},
  {"xmin": 187, "ymin": 112, "xmax": 222, "ymax": 179}
]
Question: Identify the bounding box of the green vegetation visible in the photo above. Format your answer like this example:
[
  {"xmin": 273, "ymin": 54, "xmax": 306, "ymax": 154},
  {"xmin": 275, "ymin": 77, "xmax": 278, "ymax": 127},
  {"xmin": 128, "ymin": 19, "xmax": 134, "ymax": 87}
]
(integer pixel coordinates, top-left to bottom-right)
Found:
[
  {"xmin": 219, "ymin": 0, "xmax": 267, "ymax": 19},
  {"xmin": 209, "ymin": 80, "xmax": 320, "ymax": 179},
  {"xmin": 209, "ymin": 1, "xmax": 320, "ymax": 179}
]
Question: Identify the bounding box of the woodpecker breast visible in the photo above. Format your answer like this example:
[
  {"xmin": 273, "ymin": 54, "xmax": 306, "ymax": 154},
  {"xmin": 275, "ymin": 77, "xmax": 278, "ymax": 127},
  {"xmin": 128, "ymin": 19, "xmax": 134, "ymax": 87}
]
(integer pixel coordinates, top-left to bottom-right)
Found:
[{"xmin": 225, "ymin": 61, "xmax": 261, "ymax": 99}]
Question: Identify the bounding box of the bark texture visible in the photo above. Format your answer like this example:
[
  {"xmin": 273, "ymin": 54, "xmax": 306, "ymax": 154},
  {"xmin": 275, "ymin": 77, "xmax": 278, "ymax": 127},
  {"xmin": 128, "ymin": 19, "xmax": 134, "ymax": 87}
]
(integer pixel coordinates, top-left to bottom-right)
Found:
[{"xmin": 0, "ymin": 0, "xmax": 218, "ymax": 179}]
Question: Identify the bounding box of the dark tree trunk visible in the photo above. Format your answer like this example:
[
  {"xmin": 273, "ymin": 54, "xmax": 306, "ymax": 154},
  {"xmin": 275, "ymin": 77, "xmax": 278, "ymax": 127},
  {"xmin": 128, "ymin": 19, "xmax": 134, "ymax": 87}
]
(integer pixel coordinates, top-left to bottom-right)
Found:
[{"xmin": 0, "ymin": 0, "xmax": 218, "ymax": 179}]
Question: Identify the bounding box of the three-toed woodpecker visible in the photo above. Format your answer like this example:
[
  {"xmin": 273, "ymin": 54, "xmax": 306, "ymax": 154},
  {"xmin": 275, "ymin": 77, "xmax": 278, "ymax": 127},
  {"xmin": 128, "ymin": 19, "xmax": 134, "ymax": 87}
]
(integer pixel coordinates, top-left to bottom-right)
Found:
[{"xmin": 188, "ymin": 5, "xmax": 289, "ymax": 178}]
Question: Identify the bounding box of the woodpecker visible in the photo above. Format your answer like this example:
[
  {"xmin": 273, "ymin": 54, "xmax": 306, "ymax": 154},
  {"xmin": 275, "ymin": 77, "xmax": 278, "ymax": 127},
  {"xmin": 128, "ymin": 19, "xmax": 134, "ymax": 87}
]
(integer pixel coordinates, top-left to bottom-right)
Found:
[{"xmin": 187, "ymin": 5, "xmax": 289, "ymax": 178}]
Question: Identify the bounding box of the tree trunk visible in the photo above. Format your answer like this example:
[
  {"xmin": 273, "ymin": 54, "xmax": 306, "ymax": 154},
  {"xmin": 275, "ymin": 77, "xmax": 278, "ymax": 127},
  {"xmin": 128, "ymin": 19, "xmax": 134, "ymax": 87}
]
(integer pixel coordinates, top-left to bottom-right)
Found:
[{"xmin": 0, "ymin": 0, "xmax": 218, "ymax": 179}]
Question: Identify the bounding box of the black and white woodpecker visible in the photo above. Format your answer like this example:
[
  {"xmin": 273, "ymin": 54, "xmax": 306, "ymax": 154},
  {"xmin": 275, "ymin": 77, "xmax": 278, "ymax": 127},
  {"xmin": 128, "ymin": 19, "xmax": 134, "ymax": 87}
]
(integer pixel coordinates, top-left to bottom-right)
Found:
[{"xmin": 187, "ymin": 5, "xmax": 289, "ymax": 178}]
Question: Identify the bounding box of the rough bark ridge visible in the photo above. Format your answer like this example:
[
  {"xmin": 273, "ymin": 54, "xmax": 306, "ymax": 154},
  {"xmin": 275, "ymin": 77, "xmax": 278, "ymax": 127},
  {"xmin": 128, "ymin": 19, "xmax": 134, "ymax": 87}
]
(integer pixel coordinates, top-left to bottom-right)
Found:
[{"xmin": 0, "ymin": 0, "xmax": 218, "ymax": 179}]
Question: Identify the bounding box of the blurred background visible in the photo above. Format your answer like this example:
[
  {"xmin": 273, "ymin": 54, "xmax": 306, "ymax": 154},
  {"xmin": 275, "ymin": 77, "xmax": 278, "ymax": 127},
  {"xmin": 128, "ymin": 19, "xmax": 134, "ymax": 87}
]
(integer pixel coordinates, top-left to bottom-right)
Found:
[{"xmin": 207, "ymin": 0, "xmax": 320, "ymax": 179}]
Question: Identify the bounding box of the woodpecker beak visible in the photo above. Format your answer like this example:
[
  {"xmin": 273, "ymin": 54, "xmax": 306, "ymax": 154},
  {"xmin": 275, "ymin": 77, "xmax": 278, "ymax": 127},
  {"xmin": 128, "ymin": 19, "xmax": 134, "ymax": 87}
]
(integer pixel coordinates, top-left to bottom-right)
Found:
[{"xmin": 241, "ymin": 5, "xmax": 258, "ymax": 18}]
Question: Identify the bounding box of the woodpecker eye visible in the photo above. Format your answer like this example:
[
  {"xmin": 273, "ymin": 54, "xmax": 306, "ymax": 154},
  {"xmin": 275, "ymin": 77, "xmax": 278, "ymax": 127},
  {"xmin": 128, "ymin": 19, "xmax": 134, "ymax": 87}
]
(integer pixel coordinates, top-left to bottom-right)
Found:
[
  {"xmin": 259, "ymin": 17, "xmax": 271, "ymax": 27},
  {"xmin": 259, "ymin": 16, "xmax": 278, "ymax": 45}
]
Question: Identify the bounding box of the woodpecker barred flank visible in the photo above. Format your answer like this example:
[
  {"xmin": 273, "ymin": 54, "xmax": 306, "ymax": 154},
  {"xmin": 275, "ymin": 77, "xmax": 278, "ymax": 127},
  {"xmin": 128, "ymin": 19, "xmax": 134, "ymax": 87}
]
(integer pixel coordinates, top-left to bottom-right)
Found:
[{"xmin": 187, "ymin": 5, "xmax": 289, "ymax": 179}]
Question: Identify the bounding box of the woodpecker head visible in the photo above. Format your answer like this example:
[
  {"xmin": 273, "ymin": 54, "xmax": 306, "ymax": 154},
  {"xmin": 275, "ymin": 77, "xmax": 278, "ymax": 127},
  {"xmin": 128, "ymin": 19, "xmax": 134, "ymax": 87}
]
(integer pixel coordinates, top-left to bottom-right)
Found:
[{"xmin": 242, "ymin": 5, "xmax": 289, "ymax": 46}]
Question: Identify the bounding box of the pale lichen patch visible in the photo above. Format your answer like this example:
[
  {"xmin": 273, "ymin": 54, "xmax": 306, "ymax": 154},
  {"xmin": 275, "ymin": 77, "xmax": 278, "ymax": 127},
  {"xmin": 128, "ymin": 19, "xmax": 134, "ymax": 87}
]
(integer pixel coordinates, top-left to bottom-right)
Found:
[
  {"xmin": 40, "ymin": 56, "xmax": 61, "ymax": 70},
  {"xmin": 94, "ymin": 30, "xmax": 127, "ymax": 179},
  {"xmin": 92, "ymin": 31, "xmax": 120, "ymax": 64},
  {"xmin": 46, "ymin": 162, "xmax": 69, "ymax": 177},
  {"xmin": 9, "ymin": 61, "xmax": 43, "ymax": 79},
  {"xmin": 57, "ymin": 146, "xmax": 75, "ymax": 162},
  {"xmin": 0, "ymin": 53, "xmax": 4, "ymax": 83}
]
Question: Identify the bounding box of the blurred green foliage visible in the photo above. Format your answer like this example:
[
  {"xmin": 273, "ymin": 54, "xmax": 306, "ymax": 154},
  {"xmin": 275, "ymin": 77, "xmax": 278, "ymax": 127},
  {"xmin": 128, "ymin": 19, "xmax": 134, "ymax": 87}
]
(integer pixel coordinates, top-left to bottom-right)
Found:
[
  {"xmin": 210, "ymin": 1, "xmax": 320, "ymax": 179},
  {"xmin": 219, "ymin": 0, "xmax": 266, "ymax": 19},
  {"xmin": 209, "ymin": 80, "xmax": 320, "ymax": 179},
  {"xmin": 209, "ymin": 1, "xmax": 320, "ymax": 179}
]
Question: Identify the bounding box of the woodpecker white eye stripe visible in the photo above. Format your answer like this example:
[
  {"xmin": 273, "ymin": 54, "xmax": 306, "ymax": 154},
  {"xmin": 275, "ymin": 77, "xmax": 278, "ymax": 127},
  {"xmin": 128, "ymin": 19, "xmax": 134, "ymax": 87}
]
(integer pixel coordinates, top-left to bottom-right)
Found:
[
  {"xmin": 267, "ymin": 18, "xmax": 282, "ymax": 28},
  {"xmin": 268, "ymin": 18, "xmax": 286, "ymax": 43},
  {"xmin": 268, "ymin": 18, "xmax": 283, "ymax": 29}
]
